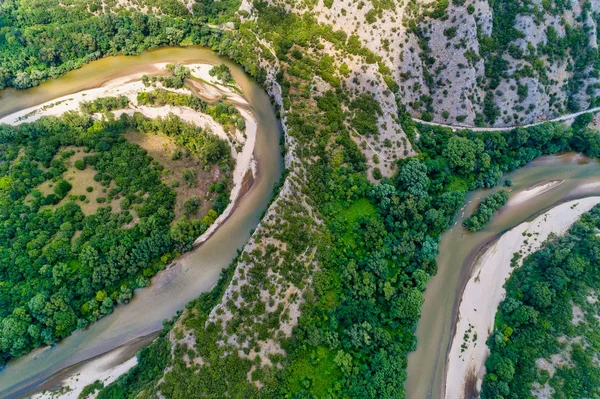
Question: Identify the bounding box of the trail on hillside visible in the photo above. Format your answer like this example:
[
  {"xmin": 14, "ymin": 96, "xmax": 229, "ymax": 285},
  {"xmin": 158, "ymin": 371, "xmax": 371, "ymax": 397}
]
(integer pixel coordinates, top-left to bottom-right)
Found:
[{"xmin": 413, "ymin": 106, "xmax": 600, "ymax": 132}]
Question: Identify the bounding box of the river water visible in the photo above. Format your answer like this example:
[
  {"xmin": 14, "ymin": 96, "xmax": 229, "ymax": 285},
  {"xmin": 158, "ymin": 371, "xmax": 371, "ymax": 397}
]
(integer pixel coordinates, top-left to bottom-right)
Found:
[
  {"xmin": 405, "ymin": 153, "xmax": 600, "ymax": 399},
  {"xmin": 0, "ymin": 47, "xmax": 283, "ymax": 398}
]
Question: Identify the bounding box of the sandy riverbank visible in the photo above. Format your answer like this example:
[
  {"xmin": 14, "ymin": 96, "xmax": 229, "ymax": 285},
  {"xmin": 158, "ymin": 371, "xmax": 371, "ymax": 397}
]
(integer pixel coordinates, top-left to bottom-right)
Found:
[
  {"xmin": 193, "ymin": 105, "xmax": 257, "ymax": 246},
  {"xmin": 0, "ymin": 62, "xmax": 258, "ymax": 250},
  {"xmin": 507, "ymin": 180, "xmax": 564, "ymax": 206},
  {"xmin": 445, "ymin": 196, "xmax": 600, "ymax": 399},
  {"xmin": 31, "ymin": 348, "xmax": 136, "ymax": 399}
]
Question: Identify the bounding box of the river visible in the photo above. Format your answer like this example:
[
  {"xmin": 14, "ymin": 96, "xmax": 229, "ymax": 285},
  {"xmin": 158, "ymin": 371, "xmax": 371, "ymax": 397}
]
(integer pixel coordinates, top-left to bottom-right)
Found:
[
  {"xmin": 405, "ymin": 153, "xmax": 600, "ymax": 399},
  {"xmin": 0, "ymin": 47, "xmax": 283, "ymax": 398}
]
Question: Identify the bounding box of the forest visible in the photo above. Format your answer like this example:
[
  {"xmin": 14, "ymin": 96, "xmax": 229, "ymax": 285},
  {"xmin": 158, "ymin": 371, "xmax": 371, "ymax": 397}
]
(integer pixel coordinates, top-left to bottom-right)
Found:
[
  {"xmin": 0, "ymin": 110, "xmax": 231, "ymax": 364},
  {"xmin": 482, "ymin": 205, "xmax": 600, "ymax": 399}
]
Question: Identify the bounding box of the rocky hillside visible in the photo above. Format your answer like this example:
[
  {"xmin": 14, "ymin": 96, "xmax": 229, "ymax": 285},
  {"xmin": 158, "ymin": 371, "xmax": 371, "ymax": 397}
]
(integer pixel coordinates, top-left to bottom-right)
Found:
[{"xmin": 273, "ymin": 0, "xmax": 600, "ymax": 127}]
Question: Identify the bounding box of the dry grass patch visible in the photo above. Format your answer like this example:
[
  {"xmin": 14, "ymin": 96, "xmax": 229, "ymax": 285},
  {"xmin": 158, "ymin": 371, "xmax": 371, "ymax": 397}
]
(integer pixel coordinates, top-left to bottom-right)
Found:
[
  {"xmin": 124, "ymin": 131, "xmax": 221, "ymax": 219},
  {"xmin": 60, "ymin": 147, "xmax": 123, "ymax": 215},
  {"xmin": 28, "ymin": 146, "xmax": 126, "ymax": 217}
]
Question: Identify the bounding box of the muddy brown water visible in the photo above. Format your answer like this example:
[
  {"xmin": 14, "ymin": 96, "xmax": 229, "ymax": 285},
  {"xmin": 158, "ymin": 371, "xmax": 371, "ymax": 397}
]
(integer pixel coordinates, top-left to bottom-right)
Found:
[
  {"xmin": 0, "ymin": 47, "xmax": 283, "ymax": 398},
  {"xmin": 405, "ymin": 153, "xmax": 600, "ymax": 399}
]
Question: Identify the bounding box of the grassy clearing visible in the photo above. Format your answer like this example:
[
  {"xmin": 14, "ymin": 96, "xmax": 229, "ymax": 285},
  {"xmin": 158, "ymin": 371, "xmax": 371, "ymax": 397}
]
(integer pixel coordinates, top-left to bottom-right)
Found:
[
  {"xmin": 285, "ymin": 346, "xmax": 342, "ymax": 397},
  {"xmin": 60, "ymin": 147, "xmax": 122, "ymax": 215},
  {"xmin": 28, "ymin": 146, "xmax": 123, "ymax": 216},
  {"xmin": 334, "ymin": 197, "xmax": 378, "ymax": 247},
  {"xmin": 124, "ymin": 131, "xmax": 221, "ymax": 219}
]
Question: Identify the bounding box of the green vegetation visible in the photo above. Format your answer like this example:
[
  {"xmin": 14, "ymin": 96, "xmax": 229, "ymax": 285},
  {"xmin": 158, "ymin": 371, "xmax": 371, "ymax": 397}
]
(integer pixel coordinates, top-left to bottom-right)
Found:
[
  {"xmin": 137, "ymin": 89, "xmax": 246, "ymax": 132},
  {"xmin": 81, "ymin": 96, "xmax": 130, "ymax": 114},
  {"xmin": 79, "ymin": 380, "xmax": 104, "ymax": 399},
  {"xmin": 4, "ymin": 0, "xmax": 600, "ymax": 397},
  {"xmin": 100, "ymin": 4, "xmax": 600, "ymax": 394},
  {"xmin": 0, "ymin": 0, "xmax": 241, "ymax": 90},
  {"xmin": 0, "ymin": 110, "xmax": 231, "ymax": 364},
  {"xmin": 482, "ymin": 205, "xmax": 600, "ymax": 399},
  {"xmin": 463, "ymin": 189, "xmax": 510, "ymax": 232},
  {"xmin": 154, "ymin": 64, "xmax": 191, "ymax": 89},
  {"xmin": 350, "ymin": 93, "xmax": 383, "ymax": 137},
  {"xmin": 208, "ymin": 63, "xmax": 233, "ymax": 84}
]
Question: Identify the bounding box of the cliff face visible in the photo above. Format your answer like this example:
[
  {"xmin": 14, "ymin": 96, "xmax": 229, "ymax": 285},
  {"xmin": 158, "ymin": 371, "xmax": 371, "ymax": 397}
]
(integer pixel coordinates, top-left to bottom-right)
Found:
[{"xmin": 272, "ymin": 0, "xmax": 600, "ymax": 127}]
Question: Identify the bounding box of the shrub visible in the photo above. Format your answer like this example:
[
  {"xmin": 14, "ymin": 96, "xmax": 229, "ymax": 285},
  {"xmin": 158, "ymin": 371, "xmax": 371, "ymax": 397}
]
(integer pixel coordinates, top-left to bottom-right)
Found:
[
  {"xmin": 74, "ymin": 159, "xmax": 86, "ymax": 170},
  {"xmin": 53, "ymin": 180, "xmax": 72, "ymax": 198}
]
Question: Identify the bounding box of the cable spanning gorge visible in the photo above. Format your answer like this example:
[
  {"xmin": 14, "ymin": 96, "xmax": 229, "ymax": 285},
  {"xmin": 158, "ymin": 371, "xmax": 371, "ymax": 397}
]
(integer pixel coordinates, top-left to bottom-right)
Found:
[{"xmin": 0, "ymin": 47, "xmax": 282, "ymax": 399}]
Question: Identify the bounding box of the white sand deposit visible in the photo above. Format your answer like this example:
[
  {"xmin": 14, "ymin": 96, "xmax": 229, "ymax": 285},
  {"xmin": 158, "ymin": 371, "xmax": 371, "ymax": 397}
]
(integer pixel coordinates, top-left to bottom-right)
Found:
[
  {"xmin": 31, "ymin": 348, "xmax": 136, "ymax": 399},
  {"xmin": 445, "ymin": 196, "xmax": 600, "ymax": 399},
  {"xmin": 507, "ymin": 180, "xmax": 564, "ymax": 206}
]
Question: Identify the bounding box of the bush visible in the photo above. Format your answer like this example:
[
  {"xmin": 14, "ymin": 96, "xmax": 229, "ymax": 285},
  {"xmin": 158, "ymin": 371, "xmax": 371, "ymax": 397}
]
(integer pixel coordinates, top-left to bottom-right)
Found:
[
  {"xmin": 208, "ymin": 64, "xmax": 233, "ymax": 83},
  {"xmin": 183, "ymin": 169, "xmax": 197, "ymax": 187},
  {"xmin": 184, "ymin": 197, "xmax": 202, "ymax": 217},
  {"xmin": 53, "ymin": 180, "xmax": 72, "ymax": 198},
  {"xmin": 372, "ymin": 168, "xmax": 382, "ymax": 180},
  {"xmin": 74, "ymin": 159, "xmax": 86, "ymax": 170}
]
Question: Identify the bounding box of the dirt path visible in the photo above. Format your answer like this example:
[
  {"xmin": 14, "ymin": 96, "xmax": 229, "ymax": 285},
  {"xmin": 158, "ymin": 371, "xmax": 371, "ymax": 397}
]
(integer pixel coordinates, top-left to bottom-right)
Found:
[{"xmin": 413, "ymin": 106, "xmax": 600, "ymax": 131}]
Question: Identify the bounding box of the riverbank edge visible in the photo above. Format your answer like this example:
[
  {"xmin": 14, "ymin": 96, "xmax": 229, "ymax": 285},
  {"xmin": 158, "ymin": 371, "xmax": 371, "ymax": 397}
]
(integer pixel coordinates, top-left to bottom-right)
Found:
[
  {"xmin": 443, "ymin": 195, "xmax": 600, "ymax": 399},
  {"xmin": 29, "ymin": 332, "xmax": 160, "ymax": 399}
]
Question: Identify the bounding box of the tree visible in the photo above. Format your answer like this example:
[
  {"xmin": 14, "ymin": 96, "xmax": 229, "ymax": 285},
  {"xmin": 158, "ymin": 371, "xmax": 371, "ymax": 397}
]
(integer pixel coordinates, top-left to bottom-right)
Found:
[
  {"xmin": 74, "ymin": 159, "xmax": 86, "ymax": 170},
  {"xmin": 53, "ymin": 180, "xmax": 73, "ymax": 198},
  {"xmin": 397, "ymin": 158, "xmax": 429, "ymax": 198},
  {"xmin": 443, "ymin": 135, "xmax": 483, "ymax": 174},
  {"xmin": 526, "ymin": 281, "xmax": 554, "ymax": 309},
  {"xmin": 390, "ymin": 288, "xmax": 424, "ymax": 325}
]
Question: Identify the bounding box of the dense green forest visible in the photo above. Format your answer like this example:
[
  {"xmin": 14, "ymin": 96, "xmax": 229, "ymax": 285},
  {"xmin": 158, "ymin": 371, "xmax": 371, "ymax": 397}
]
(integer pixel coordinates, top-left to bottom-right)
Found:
[
  {"xmin": 0, "ymin": 110, "xmax": 230, "ymax": 364},
  {"xmin": 482, "ymin": 205, "xmax": 600, "ymax": 399}
]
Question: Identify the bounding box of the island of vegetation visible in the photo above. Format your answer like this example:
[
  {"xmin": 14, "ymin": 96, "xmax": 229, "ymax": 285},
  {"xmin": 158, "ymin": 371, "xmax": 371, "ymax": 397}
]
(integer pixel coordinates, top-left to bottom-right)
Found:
[{"xmin": 463, "ymin": 189, "xmax": 510, "ymax": 232}]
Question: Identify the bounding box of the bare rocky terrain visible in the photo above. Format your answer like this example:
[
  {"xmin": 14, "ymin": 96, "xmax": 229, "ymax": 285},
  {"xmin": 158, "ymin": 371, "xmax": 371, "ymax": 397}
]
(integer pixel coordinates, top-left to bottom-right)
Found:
[{"xmin": 270, "ymin": 0, "xmax": 600, "ymax": 128}]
